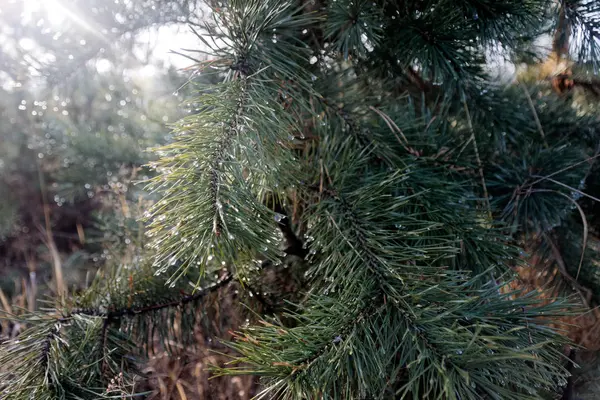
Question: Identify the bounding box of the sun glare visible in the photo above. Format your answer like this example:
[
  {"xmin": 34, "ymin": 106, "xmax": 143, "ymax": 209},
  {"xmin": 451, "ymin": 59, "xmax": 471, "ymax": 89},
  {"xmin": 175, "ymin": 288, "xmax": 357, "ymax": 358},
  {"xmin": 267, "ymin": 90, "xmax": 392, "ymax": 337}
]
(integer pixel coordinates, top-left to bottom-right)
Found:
[
  {"xmin": 22, "ymin": 0, "xmax": 67, "ymax": 26},
  {"xmin": 21, "ymin": 0, "xmax": 106, "ymax": 42}
]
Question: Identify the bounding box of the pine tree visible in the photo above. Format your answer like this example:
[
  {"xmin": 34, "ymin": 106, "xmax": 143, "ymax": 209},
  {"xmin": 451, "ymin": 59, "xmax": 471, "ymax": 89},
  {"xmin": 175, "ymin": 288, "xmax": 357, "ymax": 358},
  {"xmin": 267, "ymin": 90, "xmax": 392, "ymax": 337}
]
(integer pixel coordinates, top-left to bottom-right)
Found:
[{"xmin": 2, "ymin": 0, "xmax": 600, "ymax": 398}]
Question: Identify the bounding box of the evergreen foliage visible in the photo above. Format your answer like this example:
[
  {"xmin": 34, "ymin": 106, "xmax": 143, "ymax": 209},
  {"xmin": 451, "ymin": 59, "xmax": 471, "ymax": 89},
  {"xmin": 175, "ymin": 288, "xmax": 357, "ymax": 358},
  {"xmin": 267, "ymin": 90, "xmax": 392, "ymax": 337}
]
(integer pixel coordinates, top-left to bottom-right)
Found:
[{"xmin": 2, "ymin": 0, "xmax": 600, "ymax": 398}]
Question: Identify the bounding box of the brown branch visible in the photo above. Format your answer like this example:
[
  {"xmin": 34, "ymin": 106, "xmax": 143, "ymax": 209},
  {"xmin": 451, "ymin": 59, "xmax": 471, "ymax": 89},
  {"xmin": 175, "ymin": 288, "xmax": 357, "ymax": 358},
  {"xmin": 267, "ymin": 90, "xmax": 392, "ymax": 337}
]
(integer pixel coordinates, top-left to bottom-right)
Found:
[
  {"xmin": 246, "ymin": 285, "xmax": 277, "ymax": 315},
  {"xmin": 544, "ymin": 232, "xmax": 592, "ymax": 309},
  {"xmin": 406, "ymin": 66, "xmax": 430, "ymax": 92},
  {"xmin": 269, "ymin": 196, "xmax": 307, "ymax": 259},
  {"xmin": 553, "ymin": 1, "xmax": 571, "ymax": 59},
  {"xmin": 533, "ymin": 189, "xmax": 588, "ymax": 282},
  {"xmin": 71, "ymin": 274, "xmax": 234, "ymax": 320},
  {"xmin": 519, "ymin": 82, "xmax": 549, "ymax": 148},
  {"xmin": 36, "ymin": 162, "xmax": 66, "ymax": 299},
  {"xmin": 70, "ymin": 234, "xmax": 302, "ymax": 323}
]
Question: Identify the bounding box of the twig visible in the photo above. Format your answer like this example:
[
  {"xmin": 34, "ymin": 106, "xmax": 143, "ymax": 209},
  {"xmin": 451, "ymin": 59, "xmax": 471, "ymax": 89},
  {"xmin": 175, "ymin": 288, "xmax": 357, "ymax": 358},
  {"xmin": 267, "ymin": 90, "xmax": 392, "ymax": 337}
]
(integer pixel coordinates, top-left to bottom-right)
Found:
[
  {"xmin": 113, "ymin": 275, "xmax": 231, "ymax": 319},
  {"xmin": 406, "ymin": 66, "xmax": 429, "ymax": 92},
  {"xmin": 40, "ymin": 323, "xmax": 61, "ymax": 389},
  {"xmin": 37, "ymin": 224, "xmax": 65, "ymax": 299},
  {"xmin": 271, "ymin": 197, "xmax": 307, "ymax": 259},
  {"xmin": 69, "ymin": 274, "xmax": 234, "ymax": 321},
  {"xmin": 318, "ymin": 97, "xmax": 387, "ymax": 163},
  {"xmin": 543, "ymin": 232, "xmax": 592, "ymax": 309},
  {"xmin": 531, "ymin": 175, "xmax": 600, "ymax": 204},
  {"xmin": 0, "ymin": 288, "xmax": 12, "ymax": 315},
  {"xmin": 36, "ymin": 162, "xmax": 66, "ymax": 298},
  {"xmin": 463, "ymin": 100, "xmax": 492, "ymax": 221},
  {"xmin": 553, "ymin": 2, "xmax": 571, "ymax": 59},
  {"xmin": 175, "ymin": 382, "xmax": 188, "ymax": 400},
  {"xmin": 368, "ymin": 106, "xmax": 409, "ymax": 145},
  {"xmin": 70, "ymin": 225, "xmax": 301, "ymax": 322},
  {"xmin": 25, "ymin": 256, "xmax": 37, "ymax": 313},
  {"xmin": 0, "ymin": 288, "xmax": 12, "ymax": 338},
  {"xmin": 533, "ymin": 189, "xmax": 588, "ymax": 281},
  {"xmin": 525, "ymin": 153, "xmax": 600, "ymax": 189},
  {"xmin": 319, "ymin": 159, "xmax": 324, "ymax": 196},
  {"xmin": 519, "ymin": 82, "xmax": 549, "ymax": 148},
  {"xmin": 209, "ymin": 74, "xmax": 250, "ymax": 237}
]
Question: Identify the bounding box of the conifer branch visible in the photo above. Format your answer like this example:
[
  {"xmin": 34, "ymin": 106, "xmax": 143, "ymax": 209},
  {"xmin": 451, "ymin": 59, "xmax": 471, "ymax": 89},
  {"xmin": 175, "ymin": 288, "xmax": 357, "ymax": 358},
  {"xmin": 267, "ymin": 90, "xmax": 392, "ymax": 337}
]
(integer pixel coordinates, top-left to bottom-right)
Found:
[
  {"xmin": 209, "ymin": 77, "xmax": 249, "ymax": 237},
  {"xmin": 289, "ymin": 301, "xmax": 388, "ymax": 379},
  {"xmin": 70, "ymin": 274, "xmax": 234, "ymax": 320},
  {"xmin": 325, "ymin": 203, "xmax": 389, "ymax": 286},
  {"xmin": 40, "ymin": 323, "xmax": 60, "ymax": 390}
]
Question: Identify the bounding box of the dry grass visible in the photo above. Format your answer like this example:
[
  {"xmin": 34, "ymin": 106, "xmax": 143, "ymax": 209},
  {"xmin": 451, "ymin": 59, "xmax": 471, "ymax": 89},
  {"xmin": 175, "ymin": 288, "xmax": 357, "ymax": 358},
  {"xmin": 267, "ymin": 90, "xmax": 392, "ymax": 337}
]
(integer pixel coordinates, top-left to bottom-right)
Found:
[
  {"xmin": 510, "ymin": 238, "xmax": 600, "ymax": 351},
  {"xmin": 141, "ymin": 337, "xmax": 257, "ymax": 400},
  {"xmin": 136, "ymin": 261, "xmax": 305, "ymax": 400},
  {"xmin": 134, "ymin": 285, "xmax": 260, "ymax": 400}
]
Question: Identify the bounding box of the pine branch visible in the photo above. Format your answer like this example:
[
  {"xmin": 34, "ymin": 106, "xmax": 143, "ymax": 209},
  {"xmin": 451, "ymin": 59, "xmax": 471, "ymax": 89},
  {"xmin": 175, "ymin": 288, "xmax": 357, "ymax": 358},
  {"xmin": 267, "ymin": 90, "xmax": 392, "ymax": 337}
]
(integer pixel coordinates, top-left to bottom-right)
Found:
[
  {"xmin": 317, "ymin": 96, "xmax": 402, "ymax": 165},
  {"xmin": 40, "ymin": 323, "xmax": 60, "ymax": 390},
  {"xmin": 0, "ymin": 270, "xmax": 236, "ymax": 399},
  {"xmin": 220, "ymin": 273, "xmax": 573, "ymax": 399},
  {"xmin": 564, "ymin": 0, "xmax": 600, "ymax": 70},
  {"xmin": 145, "ymin": 0, "xmax": 318, "ymax": 277},
  {"xmin": 209, "ymin": 78, "xmax": 249, "ymax": 238},
  {"xmin": 70, "ymin": 274, "xmax": 234, "ymax": 320}
]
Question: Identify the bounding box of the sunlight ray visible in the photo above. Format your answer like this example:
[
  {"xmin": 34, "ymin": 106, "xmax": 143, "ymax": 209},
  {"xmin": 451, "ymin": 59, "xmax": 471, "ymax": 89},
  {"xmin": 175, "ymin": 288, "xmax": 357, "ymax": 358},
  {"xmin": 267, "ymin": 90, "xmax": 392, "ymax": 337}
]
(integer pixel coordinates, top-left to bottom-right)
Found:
[{"xmin": 23, "ymin": 0, "xmax": 109, "ymax": 43}]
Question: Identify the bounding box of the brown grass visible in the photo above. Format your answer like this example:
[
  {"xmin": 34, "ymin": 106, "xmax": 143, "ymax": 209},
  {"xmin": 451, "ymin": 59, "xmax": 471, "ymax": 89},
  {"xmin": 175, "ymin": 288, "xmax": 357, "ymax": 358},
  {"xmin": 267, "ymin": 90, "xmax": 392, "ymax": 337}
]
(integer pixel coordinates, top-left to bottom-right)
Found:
[{"xmin": 134, "ymin": 283, "xmax": 262, "ymax": 400}]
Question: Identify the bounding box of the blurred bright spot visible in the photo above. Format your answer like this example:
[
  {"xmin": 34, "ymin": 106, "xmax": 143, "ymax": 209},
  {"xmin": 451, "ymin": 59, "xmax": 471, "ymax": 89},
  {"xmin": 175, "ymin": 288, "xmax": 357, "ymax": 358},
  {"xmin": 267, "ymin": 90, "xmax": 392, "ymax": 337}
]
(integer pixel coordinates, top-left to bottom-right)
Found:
[
  {"xmin": 96, "ymin": 58, "xmax": 112, "ymax": 73},
  {"xmin": 18, "ymin": 37, "xmax": 35, "ymax": 51},
  {"xmin": 139, "ymin": 64, "xmax": 157, "ymax": 77},
  {"xmin": 22, "ymin": 0, "xmax": 67, "ymax": 26}
]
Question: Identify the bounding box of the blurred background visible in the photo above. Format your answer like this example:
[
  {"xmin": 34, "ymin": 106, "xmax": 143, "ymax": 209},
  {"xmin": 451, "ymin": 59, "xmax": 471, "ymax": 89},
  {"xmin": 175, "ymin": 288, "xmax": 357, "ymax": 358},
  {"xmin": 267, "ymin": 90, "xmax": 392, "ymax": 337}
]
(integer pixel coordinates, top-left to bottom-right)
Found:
[{"xmin": 0, "ymin": 0, "xmax": 200, "ymax": 304}]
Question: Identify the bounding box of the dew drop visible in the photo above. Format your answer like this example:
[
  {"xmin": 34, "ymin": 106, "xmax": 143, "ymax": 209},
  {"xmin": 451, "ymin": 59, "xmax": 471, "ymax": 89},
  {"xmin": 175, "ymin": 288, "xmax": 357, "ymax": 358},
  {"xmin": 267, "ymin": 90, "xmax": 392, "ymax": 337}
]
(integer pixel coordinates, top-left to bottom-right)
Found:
[{"xmin": 274, "ymin": 213, "xmax": 286, "ymax": 223}]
